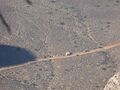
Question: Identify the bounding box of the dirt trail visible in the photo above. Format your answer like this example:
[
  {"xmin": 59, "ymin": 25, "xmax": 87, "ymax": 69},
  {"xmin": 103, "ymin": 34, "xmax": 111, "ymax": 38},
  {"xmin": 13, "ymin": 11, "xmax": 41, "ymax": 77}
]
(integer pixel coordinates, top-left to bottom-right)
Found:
[{"xmin": 0, "ymin": 41, "xmax": 120, "ymax": 71}]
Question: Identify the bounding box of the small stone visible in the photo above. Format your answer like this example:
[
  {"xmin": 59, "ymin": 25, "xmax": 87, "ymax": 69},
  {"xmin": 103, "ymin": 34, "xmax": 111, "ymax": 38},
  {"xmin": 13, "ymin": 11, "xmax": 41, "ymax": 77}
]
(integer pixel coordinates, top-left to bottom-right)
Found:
[{"xmin": 65, "ymin": 52, "xmax": 72, "ymax": 56}]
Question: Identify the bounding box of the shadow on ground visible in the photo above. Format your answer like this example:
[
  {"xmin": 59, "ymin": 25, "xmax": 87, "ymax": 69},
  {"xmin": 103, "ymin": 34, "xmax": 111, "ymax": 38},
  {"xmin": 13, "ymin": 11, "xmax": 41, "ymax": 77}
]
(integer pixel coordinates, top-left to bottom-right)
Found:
[{"xmin": 0, "ymin": 45, "xmax": 36, "ymax": 67}]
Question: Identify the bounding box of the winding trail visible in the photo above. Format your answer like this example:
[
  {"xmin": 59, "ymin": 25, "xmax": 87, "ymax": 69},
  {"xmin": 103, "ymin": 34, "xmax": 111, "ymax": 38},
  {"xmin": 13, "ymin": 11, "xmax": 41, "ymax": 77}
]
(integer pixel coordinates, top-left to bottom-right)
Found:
[{"xmin": 0, "ymin": 41, "xmax": 120, "ymax": 71}]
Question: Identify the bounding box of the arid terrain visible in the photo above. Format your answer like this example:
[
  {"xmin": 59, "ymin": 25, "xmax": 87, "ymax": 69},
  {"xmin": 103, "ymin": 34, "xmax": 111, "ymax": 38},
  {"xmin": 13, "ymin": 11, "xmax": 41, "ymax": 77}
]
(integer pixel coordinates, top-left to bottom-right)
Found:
[{"xmin": 0, "ymin": 0, "xmax": 120, "ymax": 90}]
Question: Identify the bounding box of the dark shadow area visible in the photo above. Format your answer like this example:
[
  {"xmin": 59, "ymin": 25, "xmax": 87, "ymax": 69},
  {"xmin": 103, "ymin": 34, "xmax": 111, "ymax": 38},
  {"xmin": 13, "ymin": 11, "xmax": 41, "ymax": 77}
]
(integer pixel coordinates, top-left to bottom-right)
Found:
[
  {"xmin": 0, "ymin": 45, "xmax": 36, "ymax": 67},
  {"xmin": 25, "ymin": 0, "xmax": 32, "ymax": 5}
]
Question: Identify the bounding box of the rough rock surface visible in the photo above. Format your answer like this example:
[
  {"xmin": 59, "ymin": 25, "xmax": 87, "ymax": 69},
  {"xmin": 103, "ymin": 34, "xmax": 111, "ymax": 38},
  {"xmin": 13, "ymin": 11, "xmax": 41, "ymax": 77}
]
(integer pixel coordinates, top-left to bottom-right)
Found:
[
  {"xmin": 104, "ymin": 72, "xmax": 120, "ymax": 90},
  {"xmin": 0, "ymin": 0, "xmax": 120, "ymax": 90}
]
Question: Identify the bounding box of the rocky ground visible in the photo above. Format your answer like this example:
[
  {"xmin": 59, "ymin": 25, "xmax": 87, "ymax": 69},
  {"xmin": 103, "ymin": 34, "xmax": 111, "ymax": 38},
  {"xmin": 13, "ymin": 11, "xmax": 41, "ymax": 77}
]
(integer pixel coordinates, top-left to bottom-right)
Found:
[{"xmin": 0, "ymin": 0, "xmax": 120, "ymax": 90}]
